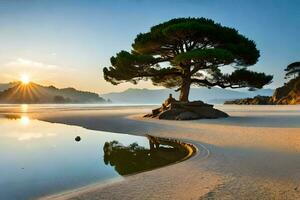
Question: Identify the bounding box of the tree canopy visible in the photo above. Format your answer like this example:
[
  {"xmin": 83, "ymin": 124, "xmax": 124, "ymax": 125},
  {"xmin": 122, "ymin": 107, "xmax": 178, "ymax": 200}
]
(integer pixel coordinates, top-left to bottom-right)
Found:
[
  {"xmin": 103, "ymin": 17, "xmax": 273, "ymax": 101},
  {"xmin": 285, "ymin": 61, "xmax": 300, "ymax": 79}
]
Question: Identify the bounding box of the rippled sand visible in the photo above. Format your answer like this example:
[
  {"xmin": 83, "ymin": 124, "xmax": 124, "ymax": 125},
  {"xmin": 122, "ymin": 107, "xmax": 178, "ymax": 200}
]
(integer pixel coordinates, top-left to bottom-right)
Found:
[{"xmin": 14, "ymin": 105, "xmax": 300, "ymax": 200}]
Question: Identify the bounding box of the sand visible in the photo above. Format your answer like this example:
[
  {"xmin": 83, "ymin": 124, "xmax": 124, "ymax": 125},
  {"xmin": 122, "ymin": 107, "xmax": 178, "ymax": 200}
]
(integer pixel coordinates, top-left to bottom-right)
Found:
[{"xmin": 30, "ymin": 105, "xmax": 300, "ymax": 200}]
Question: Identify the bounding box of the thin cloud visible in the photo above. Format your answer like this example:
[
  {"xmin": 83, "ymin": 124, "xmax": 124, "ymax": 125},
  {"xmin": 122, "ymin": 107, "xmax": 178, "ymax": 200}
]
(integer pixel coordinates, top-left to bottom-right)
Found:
[
  {"xmin": 5, "ymin": 58, "xmax": 58, "ymax": 69},
  {"xmin": 0, "ymin": 58, "xmax": 81, "ymax": 88}
]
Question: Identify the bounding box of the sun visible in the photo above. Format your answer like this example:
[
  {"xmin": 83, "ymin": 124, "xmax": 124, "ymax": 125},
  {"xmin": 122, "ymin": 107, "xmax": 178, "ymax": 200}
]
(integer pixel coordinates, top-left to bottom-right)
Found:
[{"xmin": 21, "ymin": 74, "xmax": 30, "ymax": 84}]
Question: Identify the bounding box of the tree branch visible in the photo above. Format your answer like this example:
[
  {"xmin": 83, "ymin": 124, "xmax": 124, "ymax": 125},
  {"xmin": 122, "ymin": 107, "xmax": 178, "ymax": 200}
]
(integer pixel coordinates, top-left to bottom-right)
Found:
[
  {"xmin": 191, "ymin": 78, "xmax": 245, "ymax": 89},
  {"xmin": 134, "ymin": 70, "xmax": 182, "ymax": 79}
]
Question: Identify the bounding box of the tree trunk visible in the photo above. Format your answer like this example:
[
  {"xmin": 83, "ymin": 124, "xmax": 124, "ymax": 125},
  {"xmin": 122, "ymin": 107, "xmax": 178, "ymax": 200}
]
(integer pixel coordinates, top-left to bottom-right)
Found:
[{"xmin": 179, "ymin": 80, "xmax": 191, "ymax": 102}]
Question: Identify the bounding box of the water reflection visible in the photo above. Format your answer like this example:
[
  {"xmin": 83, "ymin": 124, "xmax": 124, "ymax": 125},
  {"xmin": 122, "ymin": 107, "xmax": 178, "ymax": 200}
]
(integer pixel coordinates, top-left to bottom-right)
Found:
[
  {"xmin": 0, "ymin": 116, "xmax": 193, "ymax": 200},
  {"xmin": 4, "ymin": 114, "xmax": 21, "ymax": 120},
  {"xmin": 20, "ymin": 115, "xmax": 30, "ymax": 125},
  {"xmin": 103, "ymin": 136, "xmax": 191, "ymax": 175},
  {"xmin": 4, "ymin": 114, "xmax": 30, "ymax": 126},
  {"xmin": 21, "ymin": 104, "xmax": 28, "ymax": 113},
  {"xmin": 3, "ymin": 115, "xmax": 57, "ymax": 141}
]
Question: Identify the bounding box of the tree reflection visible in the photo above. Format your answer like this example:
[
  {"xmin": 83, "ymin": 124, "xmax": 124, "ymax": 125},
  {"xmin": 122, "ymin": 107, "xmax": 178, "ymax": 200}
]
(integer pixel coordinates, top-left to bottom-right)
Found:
[
  {"xmin": 5, "ymin": 114, "xmax": 21, "ymax": 120},
  {"xmin": 4, "ymin": 114, "xmax": 30, "ymax": 125},
  {"xmin": 103, "ymin": 136, "xmax": 190, "ymax": 175}
]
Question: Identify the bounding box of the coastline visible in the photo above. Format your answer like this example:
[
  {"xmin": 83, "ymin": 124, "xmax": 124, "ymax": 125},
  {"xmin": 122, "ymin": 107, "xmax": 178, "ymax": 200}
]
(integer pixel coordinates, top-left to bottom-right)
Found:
[{"xmin": 14, "ymin": 105, "xmax": 300, "ymax": 199}]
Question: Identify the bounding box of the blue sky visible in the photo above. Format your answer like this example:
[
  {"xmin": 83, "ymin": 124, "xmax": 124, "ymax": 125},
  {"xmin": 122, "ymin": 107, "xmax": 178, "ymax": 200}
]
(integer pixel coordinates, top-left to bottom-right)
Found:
[{"xmin": 0, "ymin": 0, "xmax": 299, "ymax": 93}]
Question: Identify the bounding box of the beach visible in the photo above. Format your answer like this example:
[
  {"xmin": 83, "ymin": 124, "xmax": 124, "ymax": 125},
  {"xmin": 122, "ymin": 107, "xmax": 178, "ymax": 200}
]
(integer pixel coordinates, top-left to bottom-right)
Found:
[
  {"xmin": 0, "ymin": 1, "xmax": 299, "ymax": 199},
  {"xmin": 26, "ymin": 104, "xmax": 300, "ymax": 200}
]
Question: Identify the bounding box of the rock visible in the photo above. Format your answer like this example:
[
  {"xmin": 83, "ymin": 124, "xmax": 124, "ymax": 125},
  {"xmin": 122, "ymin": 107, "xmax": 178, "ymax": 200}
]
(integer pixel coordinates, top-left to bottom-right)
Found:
[
  {"xmin": 194, "ymin": 106, "xmax": 229, "ymax": 118},
  {"xmin": 170, "ymin": 100, "xmax": 212, "ymax": 110},
  {"xmin": 225, "ymin": 95, "xmax": 272, "ymax": 105},
  {"xmin": 272, "ymin": 76, "xmax": 300, "ymax": 104},
  {"xmin": 143, "ymin": 113, "xmax": 153, "ymax": 118},
  {"xmin": 158, "ymin": 109, "xmax": 185, "ymax": 120},
  {"xmin": 152, "ymin": 107, "xmax": 161, "ymax": 116},
  {"xmin": 225, "ymin": 77, "xmax": 300, "ymax": 105},
  {"xmin": 145, "ymin": 94, "xmax": 228, "ymax": 120},
  {"xmin": 75, "ymin": 136, "xmax": 81, "ymax": 142},
  {"xmin": 175, "ymin": 111, "xmax": 200, "ymax": 120},
  {"xmin": 163, "ymin": 93, "xmax": 177, "ymax": 106}
]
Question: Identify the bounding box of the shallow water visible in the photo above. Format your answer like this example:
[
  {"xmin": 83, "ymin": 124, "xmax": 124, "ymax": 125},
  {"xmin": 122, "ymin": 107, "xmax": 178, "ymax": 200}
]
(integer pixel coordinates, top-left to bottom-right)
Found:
[{"xmin": 0, "ymin": 112, "xmax": 187, "ymax": 200}]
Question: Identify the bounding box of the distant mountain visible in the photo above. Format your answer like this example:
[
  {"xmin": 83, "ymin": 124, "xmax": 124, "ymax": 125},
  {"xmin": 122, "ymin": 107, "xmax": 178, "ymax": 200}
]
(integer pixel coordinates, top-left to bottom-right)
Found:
[
  {"xmin": 0, "ymin": 82, "xmax": 107, "ymax": 104},
  {"xmin": 0, "ymin": 82, "xmax": 18, "ymax": 92},
  {"xmin": 102, "ymin": 87, "xmax": 274, "ymax": 104}
]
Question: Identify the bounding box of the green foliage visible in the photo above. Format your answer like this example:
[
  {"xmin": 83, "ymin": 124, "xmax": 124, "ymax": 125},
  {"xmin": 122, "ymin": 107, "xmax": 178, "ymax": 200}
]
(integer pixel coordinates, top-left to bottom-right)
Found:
[
  {"xmin": 285, "ymin": 62, "xmax": 300, "ymax": 78},
  {"xmin": 103, "ymin": 17, "xmax": 272, "ymax": 101},
  {"xmin": 227, "ymin": 69, "xmax": 273, "ymax": 89},
  {"xmin": 104, "ymin": 51, "xmax": 158, "ymax": 85},
  {"xmin": 173, "ymin": 48, "xmax": 235, "ymax": 65}
]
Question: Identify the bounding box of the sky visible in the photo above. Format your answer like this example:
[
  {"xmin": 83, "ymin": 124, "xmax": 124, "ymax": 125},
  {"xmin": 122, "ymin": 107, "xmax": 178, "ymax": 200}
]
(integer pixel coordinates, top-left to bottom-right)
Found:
[{"xmin": 0, "ymin": 0, "xmax": 299, "ymax": 94}]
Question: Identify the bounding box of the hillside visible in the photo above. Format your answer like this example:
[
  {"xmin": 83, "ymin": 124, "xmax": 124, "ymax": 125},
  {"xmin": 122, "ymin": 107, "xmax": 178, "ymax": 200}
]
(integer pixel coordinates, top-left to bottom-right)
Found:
[
  {"xmin": 102, "ymin": 88, "xmax": 273, "ymax": 104},
  {"xmin": 225, "ymin": 77, "xmax": 300, "ymax": 105},
  {"xmin": 271, "ymin": 76, "xmax": 300, "ymax": 104},
  {"xmin": 0, "ymin": 82, "xmax": 107, "ymax": 104},
  {"xmin": 0, "ymin": 82, "xmax": 18, "ymax": 92}
]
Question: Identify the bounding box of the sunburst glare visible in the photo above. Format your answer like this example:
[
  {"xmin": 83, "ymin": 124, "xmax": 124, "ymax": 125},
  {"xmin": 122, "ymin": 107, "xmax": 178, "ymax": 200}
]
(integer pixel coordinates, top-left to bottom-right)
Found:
[{"xmin": 21, "ymin": 74, "xmax": 30, "ymax": 84}]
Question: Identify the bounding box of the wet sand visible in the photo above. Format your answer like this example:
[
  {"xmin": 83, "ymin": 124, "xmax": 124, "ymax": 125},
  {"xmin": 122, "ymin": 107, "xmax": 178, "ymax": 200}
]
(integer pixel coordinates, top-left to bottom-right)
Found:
[{"xmin": 31, "ymin": 105, "xmax": 300, "ymax": 199}]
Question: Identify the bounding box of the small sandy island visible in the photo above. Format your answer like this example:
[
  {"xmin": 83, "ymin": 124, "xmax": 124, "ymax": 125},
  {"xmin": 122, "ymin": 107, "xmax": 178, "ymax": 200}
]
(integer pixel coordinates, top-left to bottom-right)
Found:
[{"xmin": 29, "ymin": 105, "xmax": 300, "ymax": 200}]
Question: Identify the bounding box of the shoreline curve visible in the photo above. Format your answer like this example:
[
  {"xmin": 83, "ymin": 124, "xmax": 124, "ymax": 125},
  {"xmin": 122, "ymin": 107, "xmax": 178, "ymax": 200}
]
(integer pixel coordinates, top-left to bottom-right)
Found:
[{"xmin": 39, "ymin": 132, "xmax": 208, "ymax": 200}]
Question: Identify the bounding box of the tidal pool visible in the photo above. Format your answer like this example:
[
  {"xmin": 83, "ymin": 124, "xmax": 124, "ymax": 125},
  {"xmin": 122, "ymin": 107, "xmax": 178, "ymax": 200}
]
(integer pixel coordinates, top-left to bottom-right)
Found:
[{"xmin": 0, "ymin": 114, "xmax": 190, "ymax": 200}]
